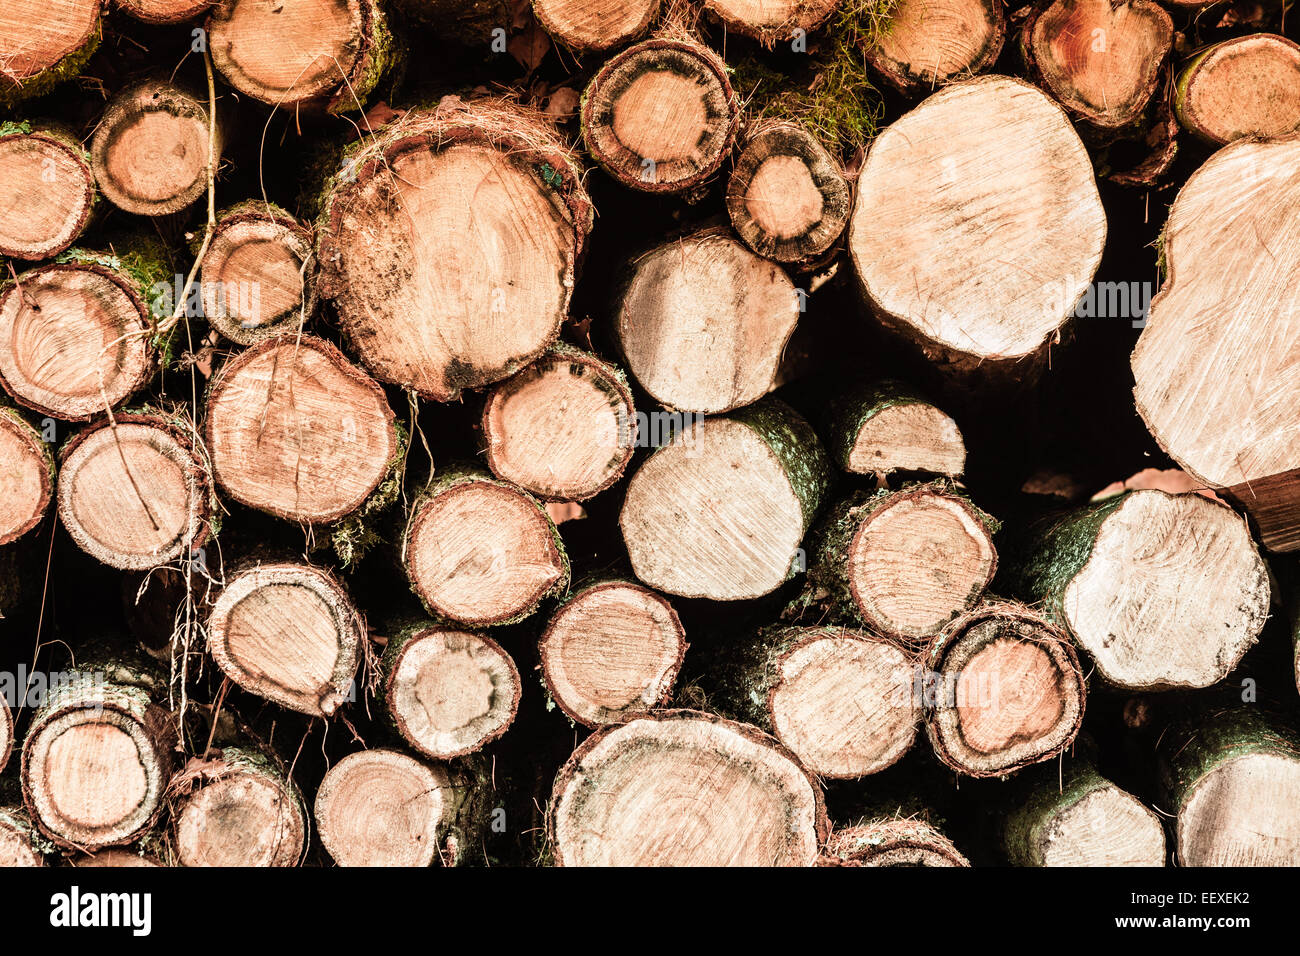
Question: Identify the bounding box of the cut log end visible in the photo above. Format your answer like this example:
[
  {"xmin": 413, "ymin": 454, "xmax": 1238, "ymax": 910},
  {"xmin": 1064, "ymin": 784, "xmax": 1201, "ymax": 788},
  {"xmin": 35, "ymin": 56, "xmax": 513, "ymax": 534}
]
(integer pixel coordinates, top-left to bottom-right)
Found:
[
  {"xmin": 0, "ymin": 130, "xmax": 95, "ymax": 260},
  {"xmin": 539, "ymin": 582, "xmax": 685, "ymax": 727},
  {"xmin": 0, "ymin": 0, "xmax": 99, "ymax": 86},
  {"xmin": 826, "ymin": 818, "xmax": 970, "ymax": 866},
  {"xmin": 0, "ymin": 694, "xmax": 11, "ymax": 775},
  {"xmin": 1179, "ymin": 752, "xmax": 1300, "ymax": 866},
  {"xmin": 482, "ymin": 348, "xmax": 635, "ymax": 501},
  {"xmin": 384, "ymin": 627, "xmax": 521, "ymax": 759},
  {"xmin": 57, "ymin": 416, "xmax": 210, "ymax": 571},
  {"xmin": 1037, "ymin": 784, "xmax": 1166, "ymax": 866},
  {"xmin": 925, "ymin": 605, "xmax": 1085, "ymax": 777},
  {"xmin": 868, "ymin": 0, "xmax": 1005, "ymax": 94},
  {"xmin": 207, "ymin": 563, "xmax": 362, "ymax": 717},
  {"xmin": 1176, "ymin": 34, "xmax": 1300, "ymax": 145},
  {"xmin": 173, "ymin": 750, "xmax": 306, "ymax": 867},
  {"xmin": 206, "ymin": 335, "xmax": 397, "ymax": 524},
  {"xmin": 0, "ymin": 810, "xmax": 43, "ymax": 867},
  {"xmin": 0, "ymin": 409, "xmax": 54, "ymax": 546},
  {"xmin": 532, "ymin": 0, "xmax": 660, "ymax": 51},
  {"xmin": 582, "ymin": 39, "xmax": 740, "ymax": 193},
  {"xmin": 67, "ymin": 847, "xmax": 160, "ymax": 866},
  {"xmin": 704, "ymin": 0, "xmax": 839, "ymax": 45},
  {"xmin": 90, "ymin": 81, "xmax": 213, "ymax": 217},
  {"xmin": 116, "ymin": 0, "xmax": 215, "ymax": 23},
  {"xmin": 403, "ymin": 476, "xmax": 566, "ymax": 627},
  {"xmin": 848, "ymin": 402, "xmax": 965, "ymax": 476},
  {"xmin": 549, "ymin": 711, "xmax": 827, "ymax": 866}
]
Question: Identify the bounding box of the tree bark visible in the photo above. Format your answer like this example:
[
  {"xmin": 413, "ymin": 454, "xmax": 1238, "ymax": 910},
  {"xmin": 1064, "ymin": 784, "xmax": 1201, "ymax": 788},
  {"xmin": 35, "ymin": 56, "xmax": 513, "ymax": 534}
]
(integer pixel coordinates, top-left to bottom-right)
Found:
[
  {"xmin": 824, "ymin": 816, "xmax": 970, "ymax": 866},
  {"xmin": 0, "ymin": 406, "xmax": 54, "ymax": 547},
  {"xmin": 822, "ymin": 379, "xmax": 965, "ymax": 478},
  {"xmin": 1174, "ymin": 34, "xmax": 1300, "ymax": 145},
  {"xmin": 533, "ymin": 0, "xmax": 660, "ymax": 51},
  {"xmin": 115, "ymin": 0, "xmax": 215, "ymax": 23},
  {"xmin": 0, "ymin": 123, "xmax": 96, "ymax": 261},
  {"xmin": 0, "ymin": 0, "xmax": 101, "ymax": 106},
  {"xmin": 866, "ymin": 0, "xmax": 1005, "ymax": 95}
]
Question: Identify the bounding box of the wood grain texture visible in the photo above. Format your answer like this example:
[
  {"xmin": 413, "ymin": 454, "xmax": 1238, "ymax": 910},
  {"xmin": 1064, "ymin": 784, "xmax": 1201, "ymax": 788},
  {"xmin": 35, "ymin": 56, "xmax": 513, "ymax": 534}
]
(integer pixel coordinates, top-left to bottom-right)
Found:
[
  {"xmin": 0, "ymin": 127, "xmax": 95, "ymax": 260},
  {"xmin": 1175, "ymin": 34, "xmax": 1300, "ymax": 145},
  {"xmin": 867, "ymin": 0, "xmax": 1005, "ymax": 94},
  {"xmin": 0, "ymin": 407, "xmax": 54, "ymax": 546}
]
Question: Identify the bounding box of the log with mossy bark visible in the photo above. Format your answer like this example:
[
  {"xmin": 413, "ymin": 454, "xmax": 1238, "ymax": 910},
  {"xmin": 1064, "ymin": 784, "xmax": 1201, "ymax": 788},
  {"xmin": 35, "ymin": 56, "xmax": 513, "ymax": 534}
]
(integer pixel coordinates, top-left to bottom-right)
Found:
[
  {"xmin": 0, "ymin": 0, "xmax": 102, "ymax": 106},
  {"xmin": 315, "ymin": 98, "xmax": 592, "ymax": 402},
  {"xmin": 1174, "ymin": 34, "xmax": 1300, "ymax": 145},
  {"xmin": 0, "ymin": 806, "xmax": 45, "ymax": 866},
  {"xmin": 0, "ymin": 691, "xmax": 11, "ymax": 776},
  {"xmin": 548, "ymin": 709, "xmax": 828, "ymax": 866},
  {"xmin": 620, "ymin": 397, "xmax": 831, "ymax": 601},
  {"xmin": 206, "ymin": 560, "xmax": 364, "ymax": 718},
  {"xmin": 115, "ymin": 0, "xmax": 215, "ymax": 23},
  {"xmin": 315, "ymin": 747, "xmax": 493, "ymax": 867},
  {"xmin": 823, "ymin": 380, "xmax": 965, "ymax": 478},
  {"xmin": 199, "ymin": 202, "xmax": 316, "ymax": 346},
  {"xmin": 0, "ymin": 123, "xmax": 96, "ymax": 261},
  {"xmin": 1132, "ymin": 135, "xmax": 1300, "ymax": 553},
  {"xmin": 581, "ymin": 37, "xmax": 740, "ymax": 194},
  {"xmin": 533, "ymin": 0, "xmax": 660, "ymax": 51},
  {"xmin": 402, "ymin": 467, "xmax": 568, "ymax": 627},
  {"xmin": 208, "ymin": 0, "xmax": 399, "ymax": 114},
  {"xmin": 1160, "ymin": 707, "xmax": 1300, "ymax": 866},
  {"xmin": 539, "ymin": 578, "xmax": 686, "ymax": 727},
  {"xmin": 866, "ymin": 0, "xmax": 1005, "ymax": 95},
  {"xmin": 482, "ymin": 343, "xmax": 636, "ymax": 502},
  {"xmin": 922, "ymin": 601, "xmax": 1086, "ymax": 778},
  {"xmin": 0, "ymin": 405, "xmax": 55, "ymax": 547},
  {"xmin": 1005, "ymin": 489, "xmax": 1269, "ymax": 690},
  {"xmin": 849, "ymin": 76, "xmax": 1106, "ymax": 387},
  {"xmin": 824, "ymin": 816, "xmax": 970, "ymax": 866}
]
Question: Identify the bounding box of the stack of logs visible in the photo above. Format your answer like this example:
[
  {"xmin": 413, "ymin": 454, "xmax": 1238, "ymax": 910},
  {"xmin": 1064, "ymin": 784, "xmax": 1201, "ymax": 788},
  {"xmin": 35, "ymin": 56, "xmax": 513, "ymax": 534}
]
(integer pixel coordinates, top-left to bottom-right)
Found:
[{"xmin": 0, "ymin": 0, "xmax": 1297, "ymax": 868}]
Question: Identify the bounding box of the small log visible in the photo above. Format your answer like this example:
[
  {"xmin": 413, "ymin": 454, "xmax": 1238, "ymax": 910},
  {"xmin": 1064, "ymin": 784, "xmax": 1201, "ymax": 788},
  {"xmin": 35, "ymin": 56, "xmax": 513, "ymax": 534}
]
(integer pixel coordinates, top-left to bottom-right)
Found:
[
  {"xmin": 703, "ymin": 0, "xmax": 839, "ymax": 46},
  {"xmin": 170, "ymin": 747, "xmax": 307, "ymax": 867},
  {"xmin": 56, "ymin": 410, "xmax": 212, "ymax": 571},
  {"xmin": 316, "ymin": 99, "xmax": 592, "ymax": 401},
  {"xmin": 823, "ymin": 380, "xmax": 965, "ymax": 478},
  {"xmin": 1007, "ymin": 489, "xmax": 1269, "ymax": 689},
  {"xmin": 208, "ymin": 0, "xmax": 397, "ymax": 114},
  {"xmin": 614, "ymin": 229, "xmax": 799, "ymax": 413},
  {"xmin": 922, "ymin": 602, "xmax": 1086, "ymax": 778},
  {"xmin": 1174, "ymin": 34, "xmax": 1300, "ymax": 145},
  {"xmin": 67, "ymin": 847, "xmax": 161, "ymax": 866},
  {"xmin": 725, "ymin": 120, "xmax": 851, "ymax": 268},
  {"xmin": 402, "ymin": 467, "xmax": 569, "ymax": 627},
  {"xmin": 532, "ymin": 0, "xmax": 660, "ymax": 51},
  {"xmin": 538, "ymin": 579, "xmax": 686, "ymax": 727},
  {"xmin": 866, "ymin": 0, "xmax": 1005, "ymax": 95},
  {"xmin": 381, "ymin": 624, "xmax": 522, "ymax": 758},
  {"xmin": 0, "ymin": 807, "xmax": 44, "ymax": 866},
  {"xmin": 315, "ymin": 747, "xmax": 491, "ymax": 867},
  {"xmin": 199, "ymin": 202, "xmax": 316, "ymax": 345},
  {"xmin": 0, "ymin": 124, "xmax": 96, "ymax": 260},
  {"xmin": 90, "ymin": 80, "xmax": 219, "ymax": 217},
  {"xmin": 206, "ymin": 561, "xmax": 364, "ymax": 717},
  {"xmin": 481, "ymin": 344, "xmax": 636, "ymax": 502},
  {"xmin": 711, "ymin": 625, "xmax": 919, "ymax": 779},
  {"xmin": 620, "ymin": 397, "xmax": 831, "ymax": 601},
  {"xmin": 848, "ymin": 76, "xmax": 1106, "ymax": 383},
  {"xmin": 548, "ymin": 710, "xmax": 828, "ymax": 866},
  {"xmin": 1021, "ymin": 0, "xmax": 1172, "ymax": 134},
  {"xmin": 825, "ymin": 817, "xmax": 969, "ymax": 866},
  {"xmin": 1131, "ymin": 136, "xmax": 1300, "ymax": 552},
  {"xmin": 0, "ymin": 0, "xmax": 101, "ymax": 105},
  {"xmin": 115, "ymin": 0, "xmax": 215, "ymax": 23},
  {"xmin": 0, "ymin": 406, "xmax": 55, "ymax": 546},
  {"xmin": 205, "ymin": 334, "xmax": 400, "ymax": 525},
  {"xmin": 581, "ymin": 38, "xmax": 741, "ymax": 193},
  {"xmin": 808, "ymin": 483, "xmax": 998, "ymax": 646}
]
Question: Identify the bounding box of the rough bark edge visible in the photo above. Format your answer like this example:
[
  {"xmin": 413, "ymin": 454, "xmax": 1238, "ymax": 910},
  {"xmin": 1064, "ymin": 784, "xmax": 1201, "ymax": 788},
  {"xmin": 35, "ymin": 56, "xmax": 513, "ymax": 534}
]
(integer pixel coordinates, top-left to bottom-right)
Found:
[
  {"xmin": 0, "ymin": 13, "xmax": 102, "ymax": 107},
  {"xmin": 1174, "ymin": 34, "xmax": 1300, "ymax": 146},
  {"xmin": 115, "ymin": 0, "xmax": 216, "ymax": 24},
  {"xmin": 729, "ymin": 396, "xmax": 832, "ymax": 534},
  {"xmin": 532, "ymin": 0, "xmax": 662, "ymax": 52},
  {"xmin": 824, "ymin": 815, "xmax": 969, "ymax": 865},
  {"xmin": 865, "ymin": 0, "xmax": 1006, "ymax": 97},
  {"xmin": 822, "ymin": 378, "xmax": 964, "ymax": 476},
  {"xmin": 0, "ymin": 405, "xmax": 55, "ymax": 545},
  {"xmin": 0, "ymin": 692, "xmax": 11, "ymax": 776},
  {"xmin": 0, "ymin": 123, "xmax": 97, "ymax": 260},
  {"xmin": 703, "ymin": 0, "xmax": 841, "ymax": 47}
]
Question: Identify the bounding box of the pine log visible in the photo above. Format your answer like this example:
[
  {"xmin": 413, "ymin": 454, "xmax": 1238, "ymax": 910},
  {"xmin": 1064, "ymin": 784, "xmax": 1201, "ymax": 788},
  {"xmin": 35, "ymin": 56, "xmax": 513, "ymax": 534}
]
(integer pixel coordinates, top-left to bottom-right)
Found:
[
  {"xmin": 824, "ymin": 380, "xmax": 965, "ymax": 478},
  {"xmin": 922, "ymin": 602, "xmax": 1085, "ymax": 777},
  {"xmin": 381, "ymin": 624, "xmax": 522, "ymax": 758},
  {"xmin": 199, "ymin": 202, "xmax": 316, "ymax": 345},
  {"xmin": 115, "ymin": 0, "xmax": 215, "ymax": 23},
  {"xmin": 205, "ymin": 334, "xmax": 399, "ymax": 525},
  {"xmin": 206, "ymin": 561, "xmax": 364, "ymax": 717},
  {"xmin": 0, "ymin": 807, "xmax": 44, "ymax": 866},
  {"xmin": 614, "ymin": 229, "xmax": 798, "ymax": 413},
  {"xmin": 703, "ymin": 0, "xmax": 839, "ymax": 46},
  {"xmin": 581, "ymin": 38, "xmax": 741, "ymax": 193},
  {"xmin": 725, "ymin": 121, "xmax": 851, "ymax": 268},
  {"xmin": 1004, "ymin": 758, "xmax": 1165, "ymax": 866},
  {"xmin": 538, "ymin": 579, "xmax": 686, "ymax": 727},
  {"xmin": 169, "ymin": 747, "xmax": 306, "ymax": 867},
  {"xmin": 90, "ymin": 81, "xmax": 218, "ymax": 217},
  {"xmin": 711, "ymin": 625, "xmax": 919, "ymax": 779},
  {"xmin": 0, "ymin": 0, "xmax": 101, "ymax": 106},
  {"xmin": 848, "ymin": 76, "xmax": 1106, "ymax": 382},
  {"xmin": 620, "ymin": 398, "xmax": 831, "ymax": 601},
  {"xmin": 1131, "ymin": 136, "xmax": 1300, "ymax": 552},
  {"xmin": 1020, "ymin": 0, "xmax": 1172, "ymax": 135},
  {"xmin": 0, "ymin": 250, "xmax": 162, "ymax": 421},
  {"xmin": 824, "ymin": 817, "xmax": 969, "ymax": 866},
  {"xmin": 548, "ymin": 710, "xmax": 828, "ymax": 866},
  {"xmin": 21, "ymin": 666, "xmax": 176, "ymax": 849},
  {"xmin": 402, "ymin": 467, "xmax": 569, "ymax": 627},
  {"xmin": 866, "ymin": 0, "xmax": 1005, "ymax": 95},
  {"xmin": 57, "ymin": 411, "xmax": 212, "ymax": 571},
  {"xmin": 316, "ymin": 99, "xmax": 592, "ymax": 401},
  {"xmin": 808, "ymin": 483, "xmax": 997, "ymax": 646},
  {"xmin": 208, "ymin": 0, "xmax": 397, "ymax": 114},
  {"xmin": 532, "ymin": 0, "xmax": 660, "ymax": 51},
  {"xmin": 0, "ymin": 124, "xmax": 96, "ymax": 260},
  {"xmin": 1162, "ymin": 709, "xmax": 1300, "ymax": 866},
  {"xmin": 315, "ymin": 747, "xmax": 491, "ymax": 867},
  {"xmin": 0, "ymin": 406, "xmax": 55, "ymax": 546},
  {"xmin": 481, "ymin": 343, "xmax": 636, "ymax": 502},
  {"xmin": 1007, "ymin": 489, "xmax": 1269, "ymax": 689},
  {"xmin": 1174, "ymin": 34, "xmax": 1300, "ymax": 145}
]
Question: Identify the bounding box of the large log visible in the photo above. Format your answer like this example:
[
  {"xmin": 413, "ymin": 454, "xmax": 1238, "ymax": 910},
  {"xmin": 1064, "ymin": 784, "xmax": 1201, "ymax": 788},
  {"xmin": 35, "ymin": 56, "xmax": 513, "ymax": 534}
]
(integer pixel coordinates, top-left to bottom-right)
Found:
[
  {"xmin": 0, "ymin": 123, "xmax": 96, "ymax": 261},
  {"xmin": 0, "ymin": 406, "xmax": 55, "ymax": 547},
  {"xmin": 0, "ymin": 0, "xmax": 101, "ymax": 105}
]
